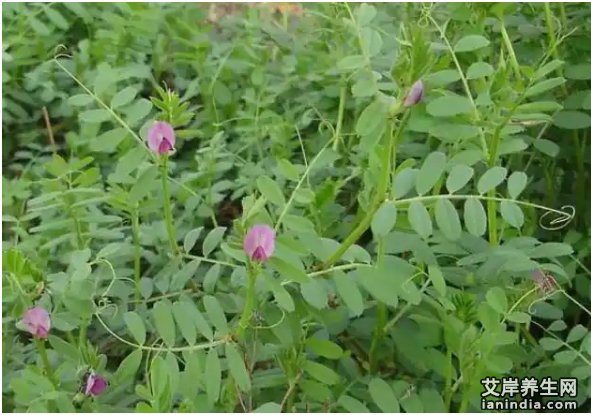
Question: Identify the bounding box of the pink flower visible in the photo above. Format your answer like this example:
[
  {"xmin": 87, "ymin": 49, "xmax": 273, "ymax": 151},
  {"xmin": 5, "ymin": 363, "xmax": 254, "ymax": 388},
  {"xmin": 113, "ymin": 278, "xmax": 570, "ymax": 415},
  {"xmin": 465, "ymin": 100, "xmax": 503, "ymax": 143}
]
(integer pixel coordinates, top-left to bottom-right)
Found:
[
  {"xmin": 147, "ymin": 121, "xmax": 176, "ymax": 155},
  {"xmin": 21, "ymin": 307, "xmax": 51, "ymax": 339},
  {"xmin": 85, "ymin": 372, "xmax": 108, "ymax": 396},
  {"xmin": 403, "ymin": 80, "xmax": 424, "ymax": 107},
  {"xmin": 243, "ymin": 224, "xmax": 275, "ymax": 262}
]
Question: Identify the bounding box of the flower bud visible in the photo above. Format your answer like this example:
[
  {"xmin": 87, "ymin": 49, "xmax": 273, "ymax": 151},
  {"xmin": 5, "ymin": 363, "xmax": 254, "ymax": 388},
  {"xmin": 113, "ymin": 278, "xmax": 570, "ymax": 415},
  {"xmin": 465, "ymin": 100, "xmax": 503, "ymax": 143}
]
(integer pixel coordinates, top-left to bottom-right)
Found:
[
  {"xmin": 403, "ymin": 80, "xmax": 424, "ymax": 107},
  {"xmin": 84, "ymin": 372, "xmax": 108, "ymax": 396}
]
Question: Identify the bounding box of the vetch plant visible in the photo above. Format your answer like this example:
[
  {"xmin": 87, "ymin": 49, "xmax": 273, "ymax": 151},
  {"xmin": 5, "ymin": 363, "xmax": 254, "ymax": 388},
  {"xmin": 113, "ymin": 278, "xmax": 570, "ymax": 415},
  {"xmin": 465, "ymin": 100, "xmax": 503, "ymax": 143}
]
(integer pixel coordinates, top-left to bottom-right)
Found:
[{"xmin": 3, "ymin": 2, "xmax": 591, "ymax": 413}]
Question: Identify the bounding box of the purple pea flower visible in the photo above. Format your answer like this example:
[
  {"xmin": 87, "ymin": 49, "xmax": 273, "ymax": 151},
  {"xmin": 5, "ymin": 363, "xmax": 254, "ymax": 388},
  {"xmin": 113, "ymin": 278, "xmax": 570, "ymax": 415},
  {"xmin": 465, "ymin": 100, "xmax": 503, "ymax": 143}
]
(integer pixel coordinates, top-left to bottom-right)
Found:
[
  {"xmin": 147, "ymin": 121, "xmax": 176, "ymax": 155},
  {"xmin": 21, "ymin": 307, "xmax": 51, "ymax": 339},
  {"xmin": 84, "ymin": 372, "xmax": 108, "ymax": 396},
  {"xmin": 243, "ymin": 224, "xmax": 276, "ymax": 262},
  {"xmin": 403, "ymin": 80, "xmax": 424, "ymax": 107}
]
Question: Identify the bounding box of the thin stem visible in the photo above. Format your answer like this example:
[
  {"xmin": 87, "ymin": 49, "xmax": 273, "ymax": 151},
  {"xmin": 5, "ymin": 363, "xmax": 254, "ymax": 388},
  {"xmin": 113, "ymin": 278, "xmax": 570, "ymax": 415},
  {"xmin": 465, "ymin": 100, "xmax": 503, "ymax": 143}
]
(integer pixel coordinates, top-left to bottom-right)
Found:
[
  {"xmin": 343, "ymin": 3, "xmax": 379, "ymax": 93},
  {"xmin": 544, "ymin": 4, "xmax": 559, "ymax": 62},
  {"xmin": 393, "ymin": 194, "xmax": 571, "ymax": 219},
  {"xmin": 53, "ymin": 58, "xmax": 152, "ymax": 156},
  {"xmin": 332, "ymin": 83, "xmax": 347, "ymax": 152},
  {"xmin": 368, "ymin": 301, "xmax": 386, "ymax": 374},
  {"xmin": 42, "ymin": 106, "xmax": 56, "ymax": 154},
  {"xmin": 305, "ymin": 263, "xmax": 371, "ymax": 279},
  {"xmin": 65, "ymin": 177, "xmax": 85, "ymax": 249},
  {"xmin": 321, "ymin": 112, "xmax": 409, "ymax": 269},
  {"xmin": 36, "ymin": 339, "xmax": 57, "ymax": 387},
  {"xmin": 160, "ymin": 157, "xmax": 179, "ymax": 255},
  {"xmin": 561, "ymin": 290, "xmax": 591, "ymax": 320},
  {"xmin": 275, "ymin": 138, "xmax": 333, "ymax": 232},
  {"xmin": 130, "ymin": 289, "xmax": 196, "ymax": 304},
  {"xmin": 428, "ymin": 15, "xmax": 488, "ymax": 157},
  {"xmin": 73, "ymin": 217, "xmax": 84, "ymax": 249},
  {"xmin": 499, "ymin": 20, "xmax": 523, "ymax": 89},
  {"xmin": 544, "ymin": 4, "xmax": 584, "ymax": 229},
  {"xmin": 78, "ymin": 322, "xmax": 88, "ymax": 359},
  {"xmin": 458, "ymin": 390, "xmax": 471, "ymax": 412},
  {"xmin": 486, "ymin": 194, "xmax": 498, "ymax": 246},
  {"xmin": 444, "ymin": 347, "xmax": 454, "ymax": 411},
  {"xmin": 558, "ymin": 3, "xmax": 567, "ymax": 26},
  {"xmin": 533, "ymin": 320, "xmax": 591, "ymax": 368},
  {"xmin": 524, "ymin": 115, "xmax": 556, "ymax": 171},
  {"xmin": 574, "ymin": 133, "xmax": 586, "ymax": 228},
  {"xmin": 235, "ymin": 264, "xmax": 259, "ymax": 337},
  {"xmin": 383, "ymin": 279, "xmax": 430, "ymax": 331},
  {"xmin": 280, "ymin": 372, "xmax": 303, "ymax": 412},
  {"xmin": 94, "ymin": 312, "xmax": 226, "ymax": 352},
  {"xmin": 368, "ymin": 238, "xmax": 386, "ymax": 374},
  {"xmin": 131, "ymin": 207, "xmax": 141, "ymax": 304},
  {"xmin": 182, "ymin": 253, "xmax": 238, "ymax": 268}
]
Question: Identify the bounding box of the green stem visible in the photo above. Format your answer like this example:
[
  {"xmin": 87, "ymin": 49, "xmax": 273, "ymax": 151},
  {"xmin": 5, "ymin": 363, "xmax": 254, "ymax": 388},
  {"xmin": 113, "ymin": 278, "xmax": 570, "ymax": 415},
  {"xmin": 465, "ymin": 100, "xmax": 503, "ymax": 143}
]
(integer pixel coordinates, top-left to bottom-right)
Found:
[
  {"xmin": 368, "ymin": 302, "xmax": 386, "ymax": 374},
  {"xmin": 499, "ymin": 20, "xmax": 523, "ymax": 89},
  {"xmin": 72, "ymin": 216, "xmax": 84, "ymax": 249},
  {"xmin": 131, "ymin": 207, "xmax": 141, "ymax": 304},
  {"xmin": 53, "ymin": 58, "xmax": 154, "ymax": 159},
  {"xmin": 486, "ymin": 193, "xmax": 498, "ymax": 246},
  {"xmin": 395, "ymin": 194, "xmax": 569, "ymax": 219},
  {"xmin": 544, "ymin": 4, "xmax": 585, "ymax": 230},
  {"xmin": 332, "ymin": 83, "xmax": 347, "ymax": 152},
  {"xmin": 520, "ymin": 324, "xmax": 538, "ymax": 347},
  {"xmin": 236, "ymin": 264, "xmax": 259, "ymax": 337},
  {"xmin": 444, "ymin": 347, "xmax": 453, "ymax": 410},
  {"xmin": 160, "ymin": 157, "xmax": 179, "ymax": 255},
  {"xmin": 558, "ymin": 3, "xmax": 567, "ymax": 26},
  {"xmin": 95, "ymin": 312, "xmax": 226, "ymax": 352},
  {"xmin": 574, "ymin": 133, "xmax": 586, "ymax": 228},
  {"xmin": 36, "ymin": 339, "xmax": 57, "ymax": 387},
  {"xmin": 79, "ymin": 322, "xmax": 88, "ymax": 360},
  {"xmin": 383, "ymin": 278, "xmax": 430, "ymax": 331},
  {"xmin": 458, "ymin": 389, "xmax": 471, "ymax": 412},
  {"xmin": 321, "ymin": 112, "xmax": 409, "ymax": 269},
  {"xmin": 544, "ymin": 4, "xmax": 559, "ymax": 60},
  {"xmin": 368, "ymin": 238, "xmax": 386, "ymax": 374},
  {"xmin": 65, "ymin": 185, "xmax": 84, "ymax": 249},
  {"xmin": 428, "ymin": 15, "xmax": 488, "ymax": 157}
]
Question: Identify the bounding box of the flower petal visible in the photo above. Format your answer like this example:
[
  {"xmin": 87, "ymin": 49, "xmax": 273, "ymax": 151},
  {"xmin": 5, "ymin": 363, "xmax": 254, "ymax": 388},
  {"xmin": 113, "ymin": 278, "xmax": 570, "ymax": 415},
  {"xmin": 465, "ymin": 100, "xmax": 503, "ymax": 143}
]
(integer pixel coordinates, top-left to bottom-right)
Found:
[
  {"xmin": 404, "ymin": 80, "xmax": 424, "ymax": 107},
  {"xmin": 243, "ymin": 224, "xmax": 276, "ymax": 262},
  {"xmin": 90, "ymin": 375, "xmax": 108, "ymax": 395},
  {"xmin": 158, "ymin": 138, "xmax": 173, "ymax": 154},
  {"xmin": 21, "ymin": 307, "xmax": 50, "ymax": 339},
  {"xmin": 147, "ymin": 121, "xmax": 175, "ymax": 154},
  {"xmin": 85, "ymin": 374, "xmax": 96, "ymax": 395}
]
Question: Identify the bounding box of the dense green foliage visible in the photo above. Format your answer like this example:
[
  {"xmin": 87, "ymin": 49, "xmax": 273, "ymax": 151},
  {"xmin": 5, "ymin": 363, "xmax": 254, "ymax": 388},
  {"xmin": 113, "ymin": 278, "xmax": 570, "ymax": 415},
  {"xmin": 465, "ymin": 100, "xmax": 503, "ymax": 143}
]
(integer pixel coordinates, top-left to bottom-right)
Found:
[{"xmin": 3, "ymin": 2, "xmax": 591, "ymax": 412}]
